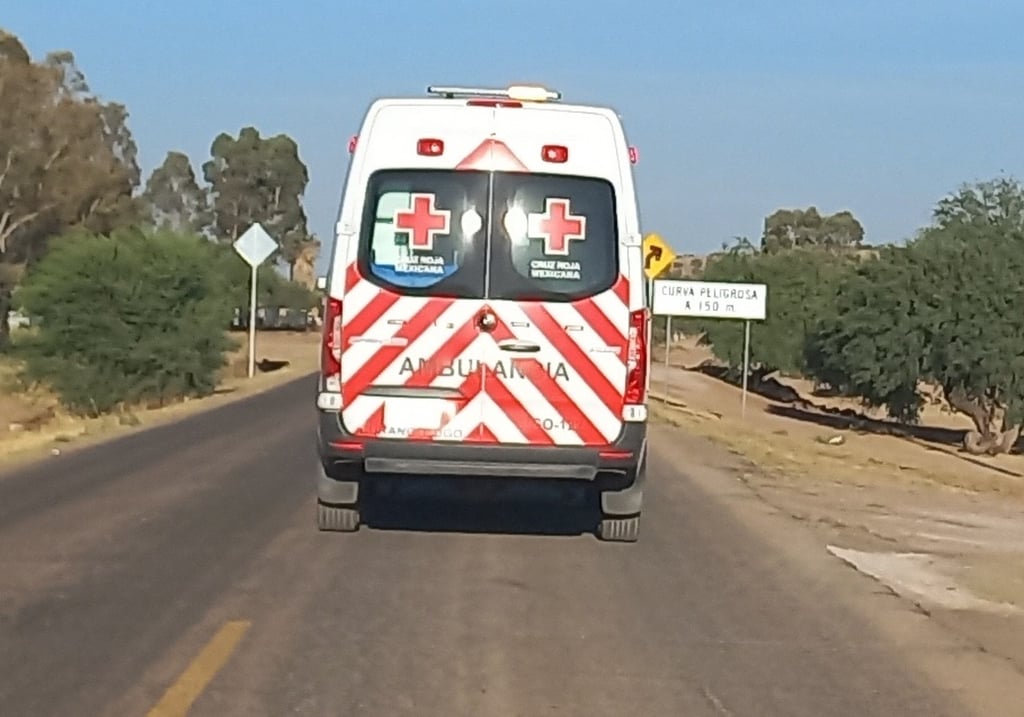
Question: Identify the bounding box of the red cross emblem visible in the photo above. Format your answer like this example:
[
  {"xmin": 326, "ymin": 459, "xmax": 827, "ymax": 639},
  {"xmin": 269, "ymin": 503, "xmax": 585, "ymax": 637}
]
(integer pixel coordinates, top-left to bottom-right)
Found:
[
  {"xmin": 527, "ymin": 198, "xmax": 586, "ymax": 255},
  {"xmin": 393, "ymin": 193, "xmax": 451, "ymax": 251}
]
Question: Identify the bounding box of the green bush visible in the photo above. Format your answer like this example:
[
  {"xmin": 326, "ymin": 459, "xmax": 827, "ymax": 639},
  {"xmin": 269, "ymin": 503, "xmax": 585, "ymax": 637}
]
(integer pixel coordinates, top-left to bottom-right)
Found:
[
  {"xmin": 804, "ymin": 177, "xmax": 1024, "ymax": 454},
  {"xmin": 806, "ymin": 222, "xmax": 1024, "ymax": 442},
  {"xmin": 13, "ymin": 226, "xmax": 235, "ymax": 415},
  {"xmin": 694, "ymin": 247, "xmax": 857, "ymax": 378},
  {"xmin": 210, "ymin": 243, "xmax": 319, "ymax": 311}
]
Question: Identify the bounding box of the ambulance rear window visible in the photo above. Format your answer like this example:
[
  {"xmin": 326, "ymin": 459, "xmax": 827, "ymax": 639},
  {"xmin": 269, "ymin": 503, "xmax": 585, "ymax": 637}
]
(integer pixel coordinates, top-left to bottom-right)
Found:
[
  {"xmin": 488, "ymin": 173, "xmax": 618, "ymax": 302},
  {"xmin": 358, "ymin": 169, "xmax": 489, "ymax": 298}
]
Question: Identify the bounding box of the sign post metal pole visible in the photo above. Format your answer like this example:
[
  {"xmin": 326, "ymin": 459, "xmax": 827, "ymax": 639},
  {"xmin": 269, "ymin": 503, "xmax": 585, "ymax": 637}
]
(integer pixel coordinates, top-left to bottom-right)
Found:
[
  {"xmin": 664, "ymin": 315, "xmax": 672, "ymax": 397},
  {"xmin": 248, "ymin": 264, "xmax": 259, "ymax": 378},
  {"xmin": 742, "ymin": 319, "xmax": 751, "ymax": 420}
]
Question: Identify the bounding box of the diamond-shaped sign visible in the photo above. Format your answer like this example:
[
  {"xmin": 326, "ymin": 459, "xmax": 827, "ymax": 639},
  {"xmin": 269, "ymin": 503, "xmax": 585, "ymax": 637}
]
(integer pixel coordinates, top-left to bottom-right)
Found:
[
  {"xmin": 643, "ymin": 232, "xmax": 676, "ymax": 280},
  {"xmin": 233, "ymin": 223, "xmax": 278, "ymax": 267}
]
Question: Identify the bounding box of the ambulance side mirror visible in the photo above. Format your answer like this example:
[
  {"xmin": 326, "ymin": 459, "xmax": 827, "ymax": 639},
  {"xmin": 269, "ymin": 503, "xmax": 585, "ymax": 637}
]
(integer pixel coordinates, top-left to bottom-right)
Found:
[{"xmin": 316, "ymin": 275, "xmax": 327, "ymax": 291}]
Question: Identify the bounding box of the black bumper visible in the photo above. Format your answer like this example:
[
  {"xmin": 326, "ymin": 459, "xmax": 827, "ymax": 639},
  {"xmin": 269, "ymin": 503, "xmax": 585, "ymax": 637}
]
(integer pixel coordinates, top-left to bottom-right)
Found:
[{"xmin": 316, "ymin": 411, "xmax": 647, "ymax": 481}]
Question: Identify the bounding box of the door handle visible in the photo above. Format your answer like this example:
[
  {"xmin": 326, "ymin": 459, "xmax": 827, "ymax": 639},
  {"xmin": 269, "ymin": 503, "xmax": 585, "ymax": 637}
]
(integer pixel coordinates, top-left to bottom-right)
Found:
[{"xmin": 498, "ymin": 340, "xmax": 541, "ymax": 353}]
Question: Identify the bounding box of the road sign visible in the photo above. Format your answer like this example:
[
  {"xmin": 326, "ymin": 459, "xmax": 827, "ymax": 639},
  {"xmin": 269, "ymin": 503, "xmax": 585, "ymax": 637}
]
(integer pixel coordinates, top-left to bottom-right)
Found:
[
  {"xmin": 652, "ymin": 279, "xmax": 767, "ymax": 320},
  {"xmin": 643, "ymin": 233, "xmax": 676, "ymax": 280},
  {"xmin": 232, "ymin": 223, "xmax": 280, "ymax": 380},
  {"xmin": 233, "ymin": 223, "xmax": 278, "ymax": 268},
  {"xmin": 653, "ymin": 279, "xmax": 768, "ymax": 420}
]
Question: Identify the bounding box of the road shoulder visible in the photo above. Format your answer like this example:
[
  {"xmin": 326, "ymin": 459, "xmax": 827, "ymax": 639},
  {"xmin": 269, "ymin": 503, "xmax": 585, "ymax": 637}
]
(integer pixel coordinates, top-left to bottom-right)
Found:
[
  {"xmin": 0, "ymin": 331, "xmax": 319, "ymax": 475},
  {"xmin": 649, "ymin": 417, "xmax": 1024, "ymax": 716}
]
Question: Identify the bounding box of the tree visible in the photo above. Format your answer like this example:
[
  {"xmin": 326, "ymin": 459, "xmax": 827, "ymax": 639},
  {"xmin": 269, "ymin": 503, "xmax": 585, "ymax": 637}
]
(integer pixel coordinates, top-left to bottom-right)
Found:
[
  {"xmin": 719, "ymin": 235, "xmax": 757, "ymax": 255},
  {"xmin": 761, "ymin": 206, "xmax": 865, "ymax": 254},
  {"xmin": 0, "ymin": 29, "xmax": 140, "ymax": 348},
  {"xmin": 13, "ymin": 227, "xmax": 234, "ymax": 415},
  {"xmin": 288, "ymin": 233, "xmax": 321, "ymax": 287},
  {"xmin": 202, "ymin": 127, "xmax": 313, "ymax": 280},
  {"xmin": 209, "ymin": 242, "xmax": 319, "ymax": 311},
  {"xmin": 806, "ymin": 178, "xmax": 1024, "ymax": 455},
  {"xmin": 932, "ymin": 176, "xmax": 1024, "ymax": 232},
  {"xmin": 694, "ymin": 246, "xmax": 856, "ymax": 379},
  {"xmin": 139, "ymin": 151, "xmax": 212, "ymax": 235},
  {"xmin": 279, "ymin": 230, "xmax": 320, "ymax": 283}
]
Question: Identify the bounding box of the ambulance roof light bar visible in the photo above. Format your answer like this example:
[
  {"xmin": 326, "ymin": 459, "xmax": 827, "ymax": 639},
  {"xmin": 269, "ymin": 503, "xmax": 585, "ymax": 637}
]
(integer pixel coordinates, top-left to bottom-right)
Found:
[{"xmin": 426, "ymin": 85, "xmax": 562, "ymax": 102}]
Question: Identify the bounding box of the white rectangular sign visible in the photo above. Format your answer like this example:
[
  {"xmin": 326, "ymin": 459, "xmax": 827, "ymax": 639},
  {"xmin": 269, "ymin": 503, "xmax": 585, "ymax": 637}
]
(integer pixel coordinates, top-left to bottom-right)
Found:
[{"xmin": 652, "ymin": 279, "xmax": 767, "ymax": 320}]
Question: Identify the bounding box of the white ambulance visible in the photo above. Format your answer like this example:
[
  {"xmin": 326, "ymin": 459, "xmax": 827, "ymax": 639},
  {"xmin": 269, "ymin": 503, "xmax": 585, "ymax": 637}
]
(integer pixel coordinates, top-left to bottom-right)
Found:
[{"xmin": 315, "ymin": 84, "xmax": 651, "ymax": 542}]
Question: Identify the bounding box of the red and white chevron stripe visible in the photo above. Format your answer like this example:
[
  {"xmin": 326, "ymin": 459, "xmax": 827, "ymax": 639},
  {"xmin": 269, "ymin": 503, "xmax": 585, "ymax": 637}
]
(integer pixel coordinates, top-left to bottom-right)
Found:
[{"xmin": 336, "ymin": 262, "xmax": 632, "ymax": 447}]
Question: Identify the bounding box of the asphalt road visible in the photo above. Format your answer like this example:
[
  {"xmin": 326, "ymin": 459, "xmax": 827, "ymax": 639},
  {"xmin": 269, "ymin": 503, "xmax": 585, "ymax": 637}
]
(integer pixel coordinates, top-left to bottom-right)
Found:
[{"xmin": 0, "ymin": 376, "xmax": 1019, "ymax": 716}]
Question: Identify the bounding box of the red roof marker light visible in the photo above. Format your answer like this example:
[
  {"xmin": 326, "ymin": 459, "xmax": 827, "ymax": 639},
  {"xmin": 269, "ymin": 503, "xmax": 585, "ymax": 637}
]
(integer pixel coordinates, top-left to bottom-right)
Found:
[
  {"xmin": 541, "ymin": 144, "xmax": 568, "ymax": 163},
  {"xmin": 417, "ymin": 138, "xmax": 445, "ymax": 156},
  {"xmin": 467, "ymin": 99, "xmax": 523, "ymax": 108},
  {"xmin": 415, "ymin": 138, "xmax": 444, "ymax": 156},
  {"xmin": 348, "ymin": 135, "xmax": 358, "ymax": 154},
  {"xmin": 628, "ymin": 146, "xmax": 639, "ymax": 164}
]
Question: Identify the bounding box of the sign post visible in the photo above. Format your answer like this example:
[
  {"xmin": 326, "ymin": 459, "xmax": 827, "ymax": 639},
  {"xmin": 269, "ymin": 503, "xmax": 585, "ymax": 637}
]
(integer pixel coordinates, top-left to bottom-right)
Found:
[
  {"xmin": 742, "ymin": 318, "xmax": 752, "ymax": 419},
  {"xmin": 232, "ymin": 223, "xmax": 280, "ymax": 378},
  {"xmin": 663, "ymin": 314, "xmax": 673, "ymax": 396},
  {"xmin": 652, "ymin": 279, "xmax": 768, "ymax": 417},
  {"xmin": 642, "ymin": 233, "xmax": 678, "ymax": 393},
  {"xmin": 248, "ymin": 262, "xmax": 258, "ymax": 376}
]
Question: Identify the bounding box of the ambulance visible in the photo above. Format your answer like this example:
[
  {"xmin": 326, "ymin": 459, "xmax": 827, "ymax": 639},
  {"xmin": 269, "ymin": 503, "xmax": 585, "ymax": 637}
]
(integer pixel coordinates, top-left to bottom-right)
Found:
[{"xmin": 315, "ymin": 84, "xmax": 651, "ymax": 542}]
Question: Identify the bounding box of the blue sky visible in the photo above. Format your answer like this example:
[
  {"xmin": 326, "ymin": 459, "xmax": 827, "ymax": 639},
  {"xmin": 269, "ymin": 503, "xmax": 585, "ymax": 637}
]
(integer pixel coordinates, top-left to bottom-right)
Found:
[{"xmin": 5, "ymin": 0, "xmax": 1024, "ymax": 272}]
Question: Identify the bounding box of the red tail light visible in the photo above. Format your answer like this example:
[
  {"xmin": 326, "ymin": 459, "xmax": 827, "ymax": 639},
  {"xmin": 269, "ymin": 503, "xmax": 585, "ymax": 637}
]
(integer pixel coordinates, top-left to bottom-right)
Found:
[
  {"xmin": 322, "ymin": 297, "xmax": 342, "ymax": 391},
  {"xmin": 624, "ymin": 308, "xmax": 649, "ymax": 404},
  {"xmin": 348, "ymin": 135, "xmax": 358, "ymax": 154}
]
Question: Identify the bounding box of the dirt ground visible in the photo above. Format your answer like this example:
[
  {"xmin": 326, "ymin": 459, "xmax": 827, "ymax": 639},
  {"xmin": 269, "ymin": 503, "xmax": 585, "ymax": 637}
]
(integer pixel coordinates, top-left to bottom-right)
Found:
[
  {"xmin": 651, "ymin": 336, "xmax": 1024, "ymax": 671},
  {"xmin": 0, "ymin": 329, "xmax": 320, "ymax": 471}
]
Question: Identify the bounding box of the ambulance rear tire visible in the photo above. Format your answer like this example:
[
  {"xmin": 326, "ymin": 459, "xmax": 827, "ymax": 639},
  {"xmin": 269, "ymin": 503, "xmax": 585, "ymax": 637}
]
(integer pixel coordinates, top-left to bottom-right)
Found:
[
  {"xmin": 316, "ymin": 501, "xmax": 360, "ymax": 532},
  {"xmin": 598, "ymin": 514, "xmax": 641, "ymax": 543}
]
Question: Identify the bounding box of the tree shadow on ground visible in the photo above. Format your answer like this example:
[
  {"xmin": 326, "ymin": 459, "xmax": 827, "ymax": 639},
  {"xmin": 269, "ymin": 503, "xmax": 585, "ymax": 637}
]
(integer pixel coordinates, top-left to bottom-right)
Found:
[
  {"xmin": 683, "ymin": 362, "xmax": 1024, "ymax": 471},
  {"xmin": 763, "ymin": 403, "xmax": 1024, "ymax": 478}
]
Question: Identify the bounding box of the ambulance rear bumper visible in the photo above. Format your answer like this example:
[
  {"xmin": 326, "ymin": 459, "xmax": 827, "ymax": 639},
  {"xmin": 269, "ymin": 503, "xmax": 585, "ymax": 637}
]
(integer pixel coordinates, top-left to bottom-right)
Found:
[{"xmin": 316, "ymin": 411, "xmax": 646, "ymax": 482}]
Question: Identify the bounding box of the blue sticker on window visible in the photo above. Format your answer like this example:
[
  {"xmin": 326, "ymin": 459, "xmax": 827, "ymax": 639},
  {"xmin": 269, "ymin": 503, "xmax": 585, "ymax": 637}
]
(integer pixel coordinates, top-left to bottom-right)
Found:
[{"xmin": 371, "ymin": 256, "xmax": 460, "ymax": 287}]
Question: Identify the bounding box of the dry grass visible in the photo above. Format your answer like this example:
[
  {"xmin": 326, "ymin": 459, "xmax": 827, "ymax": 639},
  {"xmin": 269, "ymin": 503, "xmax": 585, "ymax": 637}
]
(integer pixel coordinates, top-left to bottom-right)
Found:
[
  {"xmin": 651, "ymin": 399, "xmax": 1024, "ymax": 499},
  {"xmin": 654, "ymin": 340, "xmax": 1024, "ymax": 652},
  {"xmin": 650, "ymin": 338, "xmax": 1024, "ymax": 500},
  {"xmin": 0, "ymin": 330, "xmax": 320, "ymax": 470}
]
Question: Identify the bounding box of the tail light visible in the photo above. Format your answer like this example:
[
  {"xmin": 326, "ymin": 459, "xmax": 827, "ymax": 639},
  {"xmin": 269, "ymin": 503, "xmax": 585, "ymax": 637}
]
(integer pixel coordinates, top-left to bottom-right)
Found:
[
  {"xmin": 322, "ymin": 297, "xmax": 342, "ymax": 392},
  {"xmin": 624, "ymin": 308, "xmax": 649, "ymax": 404}
]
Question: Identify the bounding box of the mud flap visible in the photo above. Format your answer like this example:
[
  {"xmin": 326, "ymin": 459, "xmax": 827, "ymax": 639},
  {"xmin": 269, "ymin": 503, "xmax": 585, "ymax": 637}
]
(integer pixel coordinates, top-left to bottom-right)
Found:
[
  {"xmin": 600, "ymin": 443, "xmax": 646, "ymax": 516},
  {"xmin": 317, "ymin": 465, "xmax": 360, "ymax": 506}
]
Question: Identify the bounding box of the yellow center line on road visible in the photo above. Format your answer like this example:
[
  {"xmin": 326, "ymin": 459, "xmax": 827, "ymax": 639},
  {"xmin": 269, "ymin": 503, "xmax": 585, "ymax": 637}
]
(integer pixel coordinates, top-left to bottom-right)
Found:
[{"xmin": 145, "ymin": 619, "xmax": 251, "ymax": 717}]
